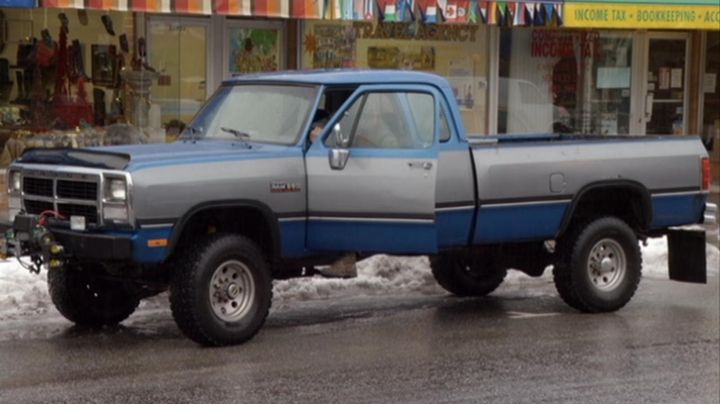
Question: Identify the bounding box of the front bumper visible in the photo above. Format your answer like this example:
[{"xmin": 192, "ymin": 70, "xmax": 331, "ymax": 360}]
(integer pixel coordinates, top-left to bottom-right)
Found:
[
  {"xmin": 2, "ymin": 214, "xmax": 170, "ymax": 265},
  {"xmin": 51, "ymin": 229, "xmax": 132, "ymax": 261}
]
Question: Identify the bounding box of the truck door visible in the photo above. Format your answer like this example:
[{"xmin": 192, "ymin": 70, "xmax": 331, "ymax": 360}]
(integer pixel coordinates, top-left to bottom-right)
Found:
[{"xmin": 305, "ymin": 85, "xmax": 439, "ymax": 254}]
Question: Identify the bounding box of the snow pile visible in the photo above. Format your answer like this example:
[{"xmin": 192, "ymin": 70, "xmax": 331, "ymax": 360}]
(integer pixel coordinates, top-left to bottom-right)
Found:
[
  {"xmin": 641, "ymin": 236, "xmax": 720, "ymax": 279},
  {"xmin": 0, "ymin": 237, "xmax": 718, "ymax": 318},
  {"xmin": 0, "ymin": 259, "xmax": 51, "ymax": 320},
  {"xmin": 273, "ymin": 255, "xmax": 441, "ymax": 307}
]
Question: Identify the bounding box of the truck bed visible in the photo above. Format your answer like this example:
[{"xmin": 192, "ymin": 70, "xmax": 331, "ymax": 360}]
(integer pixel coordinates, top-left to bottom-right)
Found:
[{"xmin": 469, "ymin": 135, "xmax": 707, "ymax": 243}]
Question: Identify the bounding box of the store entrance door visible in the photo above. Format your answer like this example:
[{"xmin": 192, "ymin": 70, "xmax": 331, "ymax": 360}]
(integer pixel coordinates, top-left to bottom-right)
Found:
[
  {"xmin": 147, "ymin": 17, "xmax": 212, "ymax": 133},
  {"xmin": 639, "ymin": 33, "xmax": 690, "ymax": 135}
]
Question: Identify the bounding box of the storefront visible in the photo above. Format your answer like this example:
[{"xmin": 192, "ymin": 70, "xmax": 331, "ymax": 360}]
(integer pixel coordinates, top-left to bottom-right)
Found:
[{"xmin": 0, "ymin": 1, "xmax": 717, "ymax": 182}]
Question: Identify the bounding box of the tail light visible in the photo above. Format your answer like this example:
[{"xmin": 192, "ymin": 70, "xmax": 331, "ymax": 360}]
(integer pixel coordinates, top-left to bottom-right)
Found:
[{"xmin": 702, "ymin": 157, "xmax": 711, "ymax": 191}]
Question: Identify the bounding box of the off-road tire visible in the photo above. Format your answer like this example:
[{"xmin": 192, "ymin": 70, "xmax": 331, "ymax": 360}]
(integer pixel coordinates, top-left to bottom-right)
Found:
[
  {"xmin": 48, "ymin": 264, "xmax": 139, "ymax": 326},
  {"xmin": 169, "ymin": 234, "xmax": 272, "ymax": 346},
  {"xmin": 431, "ymin": 255, "xmax": 507, "ymax": 297},
  {"xmin": 553, "ymin": 217, "xmax": 642, "ymax": 313}
]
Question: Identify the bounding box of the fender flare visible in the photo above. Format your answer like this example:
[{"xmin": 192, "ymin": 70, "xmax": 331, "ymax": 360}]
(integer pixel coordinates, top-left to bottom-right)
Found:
[
  {"xmin": 557, "ymin": 180, "xmax": 653, "ymax": 236},
  {"xmin": 164, "ymin": 199, "xmax": 282, "ymax": 261}
]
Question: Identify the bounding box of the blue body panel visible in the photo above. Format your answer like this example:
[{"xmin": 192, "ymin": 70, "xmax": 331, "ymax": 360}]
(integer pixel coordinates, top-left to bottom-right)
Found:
[
  {"xmin": 650, "ymin": 193, "xmax": 706, "ymax": 229},
  {"xmin": 474, "ymin": 202, "xmax": 570, "ymax": 244},
  {"xmin": 107, "ymin": 227, "xmax": 173, "ymax": 264},
  {"xmin": 96, "ymin": 141, "xmax": 297, "ymax": 172},
  {"xmin": 280, "ymin": 220, "xmax": 308, "ymax": 258},
  {"xmin": 437, "ymin": 209, "xmax": 474, "ymax": 247},
  {"xmin": 306, "ymin": 220, "xmax": 438, "ymax": 254}
]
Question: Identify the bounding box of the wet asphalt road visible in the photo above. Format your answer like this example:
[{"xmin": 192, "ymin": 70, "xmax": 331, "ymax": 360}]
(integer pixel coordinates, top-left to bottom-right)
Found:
[{"xmin": 0, "ymin": 276, "xmax": 718, "ymax": 404}]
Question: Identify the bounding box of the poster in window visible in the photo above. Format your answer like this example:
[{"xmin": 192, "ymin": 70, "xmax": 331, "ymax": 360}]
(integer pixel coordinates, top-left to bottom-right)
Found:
[
  {"xmin": 228, "ymin": 28, "xmax": 279, "ymax": 74},
  {"xmin": 367, "ymin": 46, "xmax": 435, "ymax": 70},
  {"xmin": 448, "ymin": 59, "xmax": 476, "ymax": 111},
  {"xmin": 308, "ymin": 24, "xmax": 356, "ymax": 68}
]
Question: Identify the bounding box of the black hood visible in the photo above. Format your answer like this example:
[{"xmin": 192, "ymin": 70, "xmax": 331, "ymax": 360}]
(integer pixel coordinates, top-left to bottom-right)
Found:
[{"xmin": 16, "ymin": 148, "xmax": 131, "ymax": 170}]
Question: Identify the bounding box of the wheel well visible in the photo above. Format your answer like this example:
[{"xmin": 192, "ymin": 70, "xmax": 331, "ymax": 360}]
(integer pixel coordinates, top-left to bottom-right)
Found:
[
  {"xmin": 167, "ymin": 206, "xmax": 279, "ymax": 263},
  {"xmin": 559, "ymin": 184, "xmax": 652, "ymax": 236}
]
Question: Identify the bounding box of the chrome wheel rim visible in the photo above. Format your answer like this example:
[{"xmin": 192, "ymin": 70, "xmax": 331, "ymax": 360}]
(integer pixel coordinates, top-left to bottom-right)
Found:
[
  {"xmin": 209, "ymin": 260, "xmax": 255, "ymax": 322},
  {"xmin": 587, "ymin": 238, "xmax": 626, "ymax": 292}
]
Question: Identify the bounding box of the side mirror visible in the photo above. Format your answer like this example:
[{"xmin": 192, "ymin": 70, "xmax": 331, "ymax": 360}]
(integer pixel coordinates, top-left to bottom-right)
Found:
[
  {"xmin": 329, "ymin": 148, "xmax": 350, "ymax": 170},
  {"xmin": 329, "ymin": 123, "xmax": 351, "ymax": 170},
  {"xmin": 333, "ymin": 123, "xmax": 350, "ymax": 148}
]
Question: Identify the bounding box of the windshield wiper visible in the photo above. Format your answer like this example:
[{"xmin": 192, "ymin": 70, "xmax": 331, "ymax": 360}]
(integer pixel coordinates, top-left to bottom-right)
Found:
[{"xmin": 221, "ymin": 127, "xmax": 251, "ymax": 140}]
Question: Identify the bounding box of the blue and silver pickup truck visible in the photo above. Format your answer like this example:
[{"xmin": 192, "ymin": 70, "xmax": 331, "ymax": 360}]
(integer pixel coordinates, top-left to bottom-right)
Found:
[{"xmin": 2, "ymin": 70, "xmax": 716, "ymax": 346}]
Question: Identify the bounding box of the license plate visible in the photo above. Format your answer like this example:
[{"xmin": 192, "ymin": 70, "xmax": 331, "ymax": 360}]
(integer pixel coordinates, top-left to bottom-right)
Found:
[{"xmin": 70, "ymin": 216, "xmax": 86, "ymax": 231}]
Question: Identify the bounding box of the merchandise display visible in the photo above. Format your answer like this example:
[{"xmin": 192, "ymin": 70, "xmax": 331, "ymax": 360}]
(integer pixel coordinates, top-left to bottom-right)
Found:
[{"xmin": 0, "ymin": 9, "xmax": 160, "ymax": 168}]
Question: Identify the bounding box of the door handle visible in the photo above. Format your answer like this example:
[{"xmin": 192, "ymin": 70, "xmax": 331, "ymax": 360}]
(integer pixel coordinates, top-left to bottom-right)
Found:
[{"xmin": 408, "ymin": 161, "xmax": 433, "ymax": 170}]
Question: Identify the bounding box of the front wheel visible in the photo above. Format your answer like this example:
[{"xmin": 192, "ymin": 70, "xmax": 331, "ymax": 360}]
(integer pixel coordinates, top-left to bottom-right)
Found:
[
  {"xmin": 431, "ymin": 254, "xmax": 507, "ymax": 297},
  {"xmin": 48, "ymin": 264, "xmax": 139, "ymax": 326},
  {"xmin": 553, "ymin": 217, "xmax": 642, "ymax": 313},
  {"xmin": 169, "ymin": 234, "xmax": 272, "ymax": 346}
]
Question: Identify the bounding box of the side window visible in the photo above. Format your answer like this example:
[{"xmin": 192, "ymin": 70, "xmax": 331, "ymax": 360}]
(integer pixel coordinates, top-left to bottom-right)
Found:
[
  {"xmin": 324, "ymin": 95, "xmax": 364, "ymax": 148},
  {"xmin": 406, "ymin": 93, "xmax": 435, "ymax": 146},
  {"xmin": 330, "ymin": 92, "xmax": 435, "ymax": 149},
  {"xmin": 439, "ymin": 108, "xmax": 452, "ymax": 142}
]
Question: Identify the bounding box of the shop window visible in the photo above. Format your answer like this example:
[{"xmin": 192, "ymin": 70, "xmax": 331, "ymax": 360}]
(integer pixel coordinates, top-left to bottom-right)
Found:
[
  {"xmin": 0, "ymin": 8, "xmax": 161, "ymax": 168},
  {"xmin": 301, "ymin": 20, "xmax": 489, "ymax": 135},
  {"xmin": 499, "ymin": 29, "xmax": 633, "ymax": 136},
  {"xmin": 703, "ymin": 31, "xmax": 720, "ymax": 183}
]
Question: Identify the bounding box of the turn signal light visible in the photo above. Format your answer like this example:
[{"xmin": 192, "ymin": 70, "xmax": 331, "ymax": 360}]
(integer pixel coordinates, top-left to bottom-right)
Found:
[{"xmin": 702, "ymin": 157, "xmax": 711, "ymax": 191}]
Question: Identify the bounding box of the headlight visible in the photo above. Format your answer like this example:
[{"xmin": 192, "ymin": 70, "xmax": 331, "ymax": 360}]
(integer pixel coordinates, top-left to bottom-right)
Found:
[
  {"xmin": 10, "ymin": 171, "xmax": 21, "ymax": 193},
  {"xmin": 103, "ymin": 205, "xmax": 129, "ymax": 221},
  {"xmin": 106, "ymin": 178, "xmax": 127, "ymax": 201}
]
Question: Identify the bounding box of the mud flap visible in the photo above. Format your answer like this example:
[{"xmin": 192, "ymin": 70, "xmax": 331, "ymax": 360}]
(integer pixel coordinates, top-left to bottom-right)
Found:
[{"xmin": 667, "ymin": 229, "xmax": 707, "ymax": 284}]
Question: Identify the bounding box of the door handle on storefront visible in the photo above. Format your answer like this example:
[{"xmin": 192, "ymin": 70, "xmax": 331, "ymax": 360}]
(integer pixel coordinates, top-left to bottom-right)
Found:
[{"xmin": 644, "ymin": 93, "xmax": 654, "ymax": 121}]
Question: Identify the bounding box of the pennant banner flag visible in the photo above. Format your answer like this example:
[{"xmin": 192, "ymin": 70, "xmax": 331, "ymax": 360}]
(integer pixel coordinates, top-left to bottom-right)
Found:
[
  {"xmin": 36, "ymin": 0, "xmax": 563, "ymax": 25},
  {"xmin": 291, "ymin": 0, "xmax": 324, "ymax": 18}
]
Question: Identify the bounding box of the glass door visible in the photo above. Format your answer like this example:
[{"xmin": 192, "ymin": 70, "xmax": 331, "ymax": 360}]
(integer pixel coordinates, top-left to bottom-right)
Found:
[
  {"xmin": 641, "ymin": 33, "xmax": 690, "ymax": 135},
  {"xmin": 147, "ymin": 17, "xmax": 212, "ymax": 135}
]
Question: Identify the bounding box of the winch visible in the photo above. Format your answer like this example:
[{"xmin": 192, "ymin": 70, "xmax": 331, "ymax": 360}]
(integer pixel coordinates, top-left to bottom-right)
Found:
[{"xmin": 0, "ymin": 212, "xmax": 67, "ymax": 274}]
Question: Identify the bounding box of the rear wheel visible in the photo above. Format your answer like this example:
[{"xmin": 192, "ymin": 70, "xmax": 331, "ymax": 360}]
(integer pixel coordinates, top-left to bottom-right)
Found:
[
  {"xmin": 553, "ymin": 217, "xmax": 641, "ymax": 312},
  {"xmin": 431, "ymin": 254, "xmax": 507, "ymax": 297},
  {"xmin": 48, "ymin": 264, "xmax": 139, "ymax": 326},
  {"xmin": 169, "ymin": 234, "xmax": 272, "ymax": 346}
]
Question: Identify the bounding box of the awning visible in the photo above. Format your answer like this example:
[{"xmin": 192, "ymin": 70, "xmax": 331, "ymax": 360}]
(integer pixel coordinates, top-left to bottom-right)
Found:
[
  {"xmin": 564, "ymin": 1, "xmax": 720, "ymax": 30},
  {"xmin": 0, "ymin": 0, "xmax": 37, "ymax": 7},
  {"xmin": 35, "ymin": 1, "xmax": 566, "ymax": 26}
]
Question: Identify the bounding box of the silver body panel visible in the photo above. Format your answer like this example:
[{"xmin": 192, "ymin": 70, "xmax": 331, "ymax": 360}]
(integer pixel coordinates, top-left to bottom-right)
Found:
[
  {"xmin": 130, "ymin": 156, "xmax": 306, "ymax": 222},
  {"xmin": 471, "ymin": 138, "xmax": 705, "ymax": 203}
]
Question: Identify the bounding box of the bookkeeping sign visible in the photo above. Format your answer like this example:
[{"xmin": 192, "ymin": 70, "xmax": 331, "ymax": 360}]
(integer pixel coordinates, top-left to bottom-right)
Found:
[{"xmin": 565, "ymin": 2, "xmax": 720, "ymax": 30}]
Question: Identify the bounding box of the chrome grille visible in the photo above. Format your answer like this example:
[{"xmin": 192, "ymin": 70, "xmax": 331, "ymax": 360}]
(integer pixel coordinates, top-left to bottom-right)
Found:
[
  {"xmin": 23, "ymin": 177, "xmax": 53, "ymax": 197},
  {"xmin": 57, "ymin": 180, "xmax": 97, "ymax": 200},
  {"xmin": 24, "ymin": 199, "xmax": 54, "ymax": 214},
  {"xmin": 58, "ymin": 203, "xmax": 98, "ymax": 223},
  {"xmin": 21, "ymin": 171, "xmax": 100, "ymax": 225}
]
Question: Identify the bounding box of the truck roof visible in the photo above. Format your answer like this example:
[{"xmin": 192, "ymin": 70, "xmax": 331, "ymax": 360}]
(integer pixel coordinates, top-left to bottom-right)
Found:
[{"xmin": 223, "ymin": 69, "xmax": 451, "ymax": 88}]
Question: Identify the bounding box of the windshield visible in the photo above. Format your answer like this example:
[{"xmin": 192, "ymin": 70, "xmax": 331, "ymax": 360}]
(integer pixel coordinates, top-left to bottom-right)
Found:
[{"xmin": 183, "ymin": 84, "xmax": 319, "ymax": 145}]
